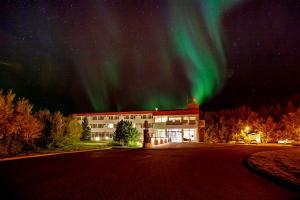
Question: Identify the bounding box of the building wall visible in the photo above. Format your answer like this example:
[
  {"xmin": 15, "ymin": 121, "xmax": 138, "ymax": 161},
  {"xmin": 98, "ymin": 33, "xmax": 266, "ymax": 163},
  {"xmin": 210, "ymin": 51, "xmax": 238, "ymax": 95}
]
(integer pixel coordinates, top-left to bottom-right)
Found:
[{"xmin": 75, "ymin": 111, "xmax": 200, "ymax": 143}]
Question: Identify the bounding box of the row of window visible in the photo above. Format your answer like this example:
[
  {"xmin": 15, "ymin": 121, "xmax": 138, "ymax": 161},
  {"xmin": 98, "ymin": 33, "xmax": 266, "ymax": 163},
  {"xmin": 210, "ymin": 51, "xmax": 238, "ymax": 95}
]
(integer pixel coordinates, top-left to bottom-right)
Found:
[
  {"xmin": 77, "ymin": 115, "xmax": 197, "ymax": 121},
  {"xmin": 154, "ymin": 116, "xmax": 197, "ymax": 123},
  {"xmin": 154, "ymin": 129, "xmax": 196, "ymax": 138},
  {"xmin": 91, "ymin": 132, "xmax": 113, "ymax": 139},
  {"xmin": 77, "ymin": 115, "xmax": 152, "ymax": 121},
  {"xmin": 89, "ymin": 123, "xmax": 153, "ymax": 129}
]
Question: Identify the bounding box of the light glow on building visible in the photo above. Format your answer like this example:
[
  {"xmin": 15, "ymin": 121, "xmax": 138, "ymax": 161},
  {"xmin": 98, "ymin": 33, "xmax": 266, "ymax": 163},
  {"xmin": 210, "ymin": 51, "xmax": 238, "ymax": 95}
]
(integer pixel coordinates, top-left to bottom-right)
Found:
[{"xmin": 74, "ymin": 103, "xmax": 205, "ymax": 145}]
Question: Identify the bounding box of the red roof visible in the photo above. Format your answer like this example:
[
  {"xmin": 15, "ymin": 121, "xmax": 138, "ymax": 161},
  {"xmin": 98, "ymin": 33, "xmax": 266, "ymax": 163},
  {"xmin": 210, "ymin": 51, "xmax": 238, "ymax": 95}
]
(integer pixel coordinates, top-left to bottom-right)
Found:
[{"xmin": 73, "ymin": 109, "xmax": 199, "ymax": 116}]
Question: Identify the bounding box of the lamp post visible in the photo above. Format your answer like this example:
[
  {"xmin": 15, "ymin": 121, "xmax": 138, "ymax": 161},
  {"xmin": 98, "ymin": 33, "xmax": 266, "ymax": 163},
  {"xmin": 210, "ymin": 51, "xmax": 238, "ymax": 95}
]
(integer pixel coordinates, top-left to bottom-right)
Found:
[{"xmin": 245, "ymin": 126, "xmax": 250, "ymax": 136}]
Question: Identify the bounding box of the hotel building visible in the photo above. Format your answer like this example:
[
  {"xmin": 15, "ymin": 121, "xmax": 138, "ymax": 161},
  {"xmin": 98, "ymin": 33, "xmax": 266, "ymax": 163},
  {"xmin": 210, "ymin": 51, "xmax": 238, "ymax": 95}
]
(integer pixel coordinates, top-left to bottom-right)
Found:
[{"xmin": 74, "ymin": 103, "xmax": 204, "ymax": 144}]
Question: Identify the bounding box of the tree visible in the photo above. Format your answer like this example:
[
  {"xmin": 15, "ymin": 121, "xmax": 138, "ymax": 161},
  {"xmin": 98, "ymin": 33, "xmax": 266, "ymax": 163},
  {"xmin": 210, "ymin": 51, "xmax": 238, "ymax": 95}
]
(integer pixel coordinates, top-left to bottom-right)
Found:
[
  {"xmin": 81, "ymin": 116, "xmax": 91, "ymax": 141},
  {"xmin": 35, "ymin": 110, "xmax": 53, "ymax": 148},
  {"xmin": 113, "ymin": 120, "xmax": 139, "ymax": 145},
  {"xmin": 0, "ymin": 90, "xmax": 43, "ymax": 153},
  {"xmin": 49, "ymin": 111, "xmax": 65, "ymax": 148},
  {"xmin": 64, "ymin": 116, "xmax": 82, "ymax": 144},
  {"xmin": 0, "ymin": 90, "xmax": 15, "ymax": 144},
  {"xmin": 9, "ymin": 99, "xmax": 43, "ymax": 151}
]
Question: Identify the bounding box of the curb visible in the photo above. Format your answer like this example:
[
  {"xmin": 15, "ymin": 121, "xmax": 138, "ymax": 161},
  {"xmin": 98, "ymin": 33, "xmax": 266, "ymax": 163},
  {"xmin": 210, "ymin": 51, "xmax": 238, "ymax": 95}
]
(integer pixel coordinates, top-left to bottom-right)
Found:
[
  {"xmin": 0, "ymin": 147, "xmax": 112, "ymax": 162},
  {"xmin": 243, "ymin": 154, "xmax": 300, "ymax": 194}
]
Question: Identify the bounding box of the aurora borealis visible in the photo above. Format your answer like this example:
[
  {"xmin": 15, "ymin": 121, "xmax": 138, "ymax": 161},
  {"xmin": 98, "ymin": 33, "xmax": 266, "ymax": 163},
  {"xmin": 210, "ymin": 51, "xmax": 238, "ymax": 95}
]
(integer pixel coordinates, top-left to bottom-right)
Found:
[{"xmin": 0, "ymin": 0, "xmax": 300, "ymax": 113}]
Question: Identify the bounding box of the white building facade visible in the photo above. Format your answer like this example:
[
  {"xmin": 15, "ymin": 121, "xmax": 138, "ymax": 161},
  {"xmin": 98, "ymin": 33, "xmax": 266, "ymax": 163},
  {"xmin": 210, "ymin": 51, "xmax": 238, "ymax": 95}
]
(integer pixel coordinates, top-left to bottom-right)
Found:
[{"xmin": 74, "ymin": 104, "xmax": 204, "ymax": 144}]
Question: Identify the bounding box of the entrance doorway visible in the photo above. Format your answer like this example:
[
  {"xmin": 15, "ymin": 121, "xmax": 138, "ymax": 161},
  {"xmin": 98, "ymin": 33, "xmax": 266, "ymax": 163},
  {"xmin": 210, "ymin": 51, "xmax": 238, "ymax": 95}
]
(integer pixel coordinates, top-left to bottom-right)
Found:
[{"xmin": 167, "ymin": 129, "xmax": 182, "ymax": 143}]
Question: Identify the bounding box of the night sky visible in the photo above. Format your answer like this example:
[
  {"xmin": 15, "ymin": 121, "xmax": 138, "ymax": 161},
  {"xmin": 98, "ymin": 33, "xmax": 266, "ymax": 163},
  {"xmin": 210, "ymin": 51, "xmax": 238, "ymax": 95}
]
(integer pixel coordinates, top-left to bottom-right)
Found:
[{"xmin": 0, "ymin": 0, "xmax": 300, "ymax": 114}]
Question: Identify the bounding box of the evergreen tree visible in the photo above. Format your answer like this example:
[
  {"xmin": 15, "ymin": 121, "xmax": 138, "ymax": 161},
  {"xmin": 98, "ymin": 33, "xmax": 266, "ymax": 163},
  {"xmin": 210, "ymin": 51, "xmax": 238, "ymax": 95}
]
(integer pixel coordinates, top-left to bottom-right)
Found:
[
  {"xmin": 113, "ymin": 120, "xmax": 139, "ymax": 145},
  {"xmin": 80, "ymin": 116, "xmax": 91, "ymax": 141}
]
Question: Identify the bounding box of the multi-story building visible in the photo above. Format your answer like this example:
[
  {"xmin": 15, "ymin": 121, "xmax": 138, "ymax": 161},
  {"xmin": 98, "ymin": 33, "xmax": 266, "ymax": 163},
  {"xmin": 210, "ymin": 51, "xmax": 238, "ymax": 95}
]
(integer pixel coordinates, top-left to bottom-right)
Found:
[{"xmin": 74, "ymin": 103, "xmax": 204, "ymax": 144}]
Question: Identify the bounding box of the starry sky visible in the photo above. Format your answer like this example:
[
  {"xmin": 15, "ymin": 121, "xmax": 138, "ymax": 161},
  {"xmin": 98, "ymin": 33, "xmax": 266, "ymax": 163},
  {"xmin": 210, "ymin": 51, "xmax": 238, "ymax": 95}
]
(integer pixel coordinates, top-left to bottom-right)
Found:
[{"xmin": 0, "ymin": 0, "xmax": 300, "ymax": 113}]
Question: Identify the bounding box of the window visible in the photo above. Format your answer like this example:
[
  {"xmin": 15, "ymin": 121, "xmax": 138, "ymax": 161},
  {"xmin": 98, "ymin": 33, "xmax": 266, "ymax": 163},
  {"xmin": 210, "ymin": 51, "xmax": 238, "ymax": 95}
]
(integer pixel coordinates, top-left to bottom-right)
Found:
[
  {"xmin": 142, "ymin": 115, "xmax": 147, "ymax": 119},
  {"xmin": 108, "ymin": 123, "xmax": 114, "ymax": 128},
  {"xmin": 189, "ymin": 116, "xmax": 197, "ymax": 124},
  {"xmin": 154, "ymin": 116, "xmax": 168, "ymax": 122},
  {"xmin": 183, "ymin": 129, "xmax": 195, "ymax": 140},
  {"xmin": 189, "ymin": 116, "xmax": 196, "ymax": 120},
  {"xmin": 124, "ymin": 115, "xmax": 129, "ymax": 119},
  {"xmin": 135, "ymin": 123, "xmax": 141, "ymax": 128},
  {"xmin": 148, "ymin": 115, "xmax": 152, "ymax": 119},
  {"xmin": 98, "ymin": 116, "xmax": 104, "ymax": 120},
  {"xmin": 92, "ymin": 116, "xmax": 97, "ymax": 120},
  {"xmin": 169, "ymin": 117, "xmax": 181, "ymax": 122},
  {"xmin": 76, "ymin": 116, "xmax": 81, "ymax": 120},
  {"xmin": 130, "ymin": 115, "xmax": 135, "ymax": 119},
  {"xmin": 91, "ymin": 124, "xmax": 97, "ymax": 128},
  {"xmin": 148, "ymin": 123, "xmax": 153, "ymax": 128},
  {"xmin": 157, "ymin": 129, "xmax": 166, "ymax": 137},
  {"xmin": 97, "ymin": 124, "xmax": 104, "ymax": 128},
  {"xmin": 108, "ymin": 116, "xmax": 114, "ymax": 120},
  {"xmin": 114, "ymin": 116, "xmax": 119, "ymax": 120}
]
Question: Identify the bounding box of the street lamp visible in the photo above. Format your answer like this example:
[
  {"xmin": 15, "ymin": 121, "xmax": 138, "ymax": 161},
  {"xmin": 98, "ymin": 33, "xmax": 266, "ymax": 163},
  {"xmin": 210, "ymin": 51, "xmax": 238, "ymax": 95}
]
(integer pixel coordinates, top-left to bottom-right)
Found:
[{"xmin": 245, "ymin": 126, "xmax": 250, "ymax": 136}]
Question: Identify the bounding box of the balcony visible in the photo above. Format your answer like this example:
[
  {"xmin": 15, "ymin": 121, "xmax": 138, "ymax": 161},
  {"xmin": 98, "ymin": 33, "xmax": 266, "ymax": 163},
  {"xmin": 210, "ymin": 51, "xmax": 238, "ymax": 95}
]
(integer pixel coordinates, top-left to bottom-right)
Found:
[
  {"xmin": 189, "ymin": 120, "xmax": 196, "ymax": 125},
  {"xmin": 166, "ymin": 120, "xmax": 186, "ymax": 125}
]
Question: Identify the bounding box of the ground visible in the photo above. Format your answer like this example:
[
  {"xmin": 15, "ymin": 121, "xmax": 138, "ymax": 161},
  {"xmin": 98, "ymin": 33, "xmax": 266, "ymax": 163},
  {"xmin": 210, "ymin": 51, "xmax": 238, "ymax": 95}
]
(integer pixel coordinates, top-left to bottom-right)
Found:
[
  {"xmin": 0, "ymin": 143, "xmax": 299, "ymax": 200},
  {"xmin": 248, "ymin": 148, "xmax": 300, "ymax": 186}
]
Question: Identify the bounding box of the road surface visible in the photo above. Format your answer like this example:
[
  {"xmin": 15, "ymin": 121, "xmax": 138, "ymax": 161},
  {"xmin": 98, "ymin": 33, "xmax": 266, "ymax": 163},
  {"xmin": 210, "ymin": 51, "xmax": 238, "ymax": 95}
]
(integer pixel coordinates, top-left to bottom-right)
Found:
[{"xmin": 0, "ymin": 143, "xmax": 299, "ymax": 200}]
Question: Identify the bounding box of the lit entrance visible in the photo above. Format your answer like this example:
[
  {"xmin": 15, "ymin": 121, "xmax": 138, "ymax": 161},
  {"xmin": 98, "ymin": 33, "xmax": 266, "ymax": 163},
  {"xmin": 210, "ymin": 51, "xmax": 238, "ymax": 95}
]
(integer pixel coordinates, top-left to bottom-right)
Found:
[
  {"xmin": 167, "ymin": 129, "xmax": 182, "ymax": 143},
  {"xmin": 183, "ymin": 129, "xmax": 196, "ymax": 142}
]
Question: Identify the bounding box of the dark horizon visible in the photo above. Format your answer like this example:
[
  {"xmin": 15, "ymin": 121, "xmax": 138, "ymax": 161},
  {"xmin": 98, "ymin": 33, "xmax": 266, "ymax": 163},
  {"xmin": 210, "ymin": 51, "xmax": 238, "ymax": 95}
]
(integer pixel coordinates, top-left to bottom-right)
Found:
[{"xmin": 0, "ymin": 0, "xmax": 300, "ymax": 114}]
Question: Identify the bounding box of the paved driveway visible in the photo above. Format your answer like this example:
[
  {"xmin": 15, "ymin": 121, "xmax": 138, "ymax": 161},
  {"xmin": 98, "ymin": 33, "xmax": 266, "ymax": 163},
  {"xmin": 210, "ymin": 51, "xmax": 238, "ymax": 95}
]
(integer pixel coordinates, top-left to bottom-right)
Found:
[{"xmin": 0, "ymin": 143, "xmax": 299, "ymax": 199}]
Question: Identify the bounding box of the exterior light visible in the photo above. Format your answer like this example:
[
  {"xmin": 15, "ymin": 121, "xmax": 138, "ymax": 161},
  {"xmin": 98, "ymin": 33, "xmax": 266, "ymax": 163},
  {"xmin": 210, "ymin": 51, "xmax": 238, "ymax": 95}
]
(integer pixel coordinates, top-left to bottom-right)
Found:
[
  {"xmin": 155, "ymin": 107, "xmax": 158, "ymax": 111},
  {"xmin": 95, "ymin": 136, "xmax": 100, "ymax": 141},
  {"xmin": 245, "ymin": 126, "xmax": 250, "ymax": 132}
]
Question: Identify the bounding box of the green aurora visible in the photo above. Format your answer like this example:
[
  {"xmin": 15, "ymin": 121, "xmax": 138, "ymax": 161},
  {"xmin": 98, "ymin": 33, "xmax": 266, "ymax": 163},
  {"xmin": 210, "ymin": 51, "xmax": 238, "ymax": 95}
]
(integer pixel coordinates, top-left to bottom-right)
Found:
[{"xmin": 82, "ymin": 0, "xmax": 243, "ymax": 111}]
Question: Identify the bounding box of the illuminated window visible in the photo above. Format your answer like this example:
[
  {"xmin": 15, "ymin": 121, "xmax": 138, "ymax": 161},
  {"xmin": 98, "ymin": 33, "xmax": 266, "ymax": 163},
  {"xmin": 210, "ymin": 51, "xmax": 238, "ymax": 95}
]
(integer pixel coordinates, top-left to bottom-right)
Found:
[
  {"xmin": 154, "ymin": 116, "xmax": 168, "ymax": 122},
  {"xmin": 108, "ymin": 124, "xmax": 114, "ymax": 128},
  {"xmin": 183, "ymin": 129, "xmax": 195, "ymax": 140},
  {"xmin": 189, "ymin": 116, "xmax": 196, "ymax": 120},
  {"xmin": 169, "ymin": 117, "xmax": 181, "ymax": 122},
  {"xmin": 157, "ymin": 129, "xmax": 166, "ymax": 137}
]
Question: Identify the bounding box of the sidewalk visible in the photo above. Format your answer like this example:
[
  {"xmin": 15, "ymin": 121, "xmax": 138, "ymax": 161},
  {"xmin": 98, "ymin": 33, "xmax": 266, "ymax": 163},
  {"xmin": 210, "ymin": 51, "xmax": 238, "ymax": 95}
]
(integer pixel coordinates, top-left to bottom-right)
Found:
[
  {"xmin": 0, "ymin": 147, "xmax": 112, "ymax": 161},
  {"xmin": 247, "ymin": 148, "xmax": 300, "ymax": 189}
]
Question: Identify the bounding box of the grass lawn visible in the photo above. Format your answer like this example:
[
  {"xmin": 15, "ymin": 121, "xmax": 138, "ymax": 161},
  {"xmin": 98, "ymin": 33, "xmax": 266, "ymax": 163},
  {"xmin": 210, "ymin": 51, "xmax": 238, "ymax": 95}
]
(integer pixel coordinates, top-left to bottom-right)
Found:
[
  {"xmin": 247, "ymin": 148, "xmax": 300, "ymax": 186},
  {"xmin": 55, "ymin": 141, "xmax": 109, "ymax": 152},
  {"xmin": 0, "ymin": 140, "xmax": 143, "ymax": 159}
]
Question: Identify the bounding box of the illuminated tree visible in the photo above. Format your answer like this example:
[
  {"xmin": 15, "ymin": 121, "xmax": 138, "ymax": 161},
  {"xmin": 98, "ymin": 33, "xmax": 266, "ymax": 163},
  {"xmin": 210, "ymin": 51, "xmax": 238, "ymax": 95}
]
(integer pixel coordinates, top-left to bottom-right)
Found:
[
  {"xmin": 113, "ymin": 120, "xmax": 139, "ymax": 145},
  {"xmin": 64, "ymin": 116, "xmax": 83, "ymax": 144},
  {"xmin": 0, "ymin": 90, "xmax": 43, "ymax": 153}
]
